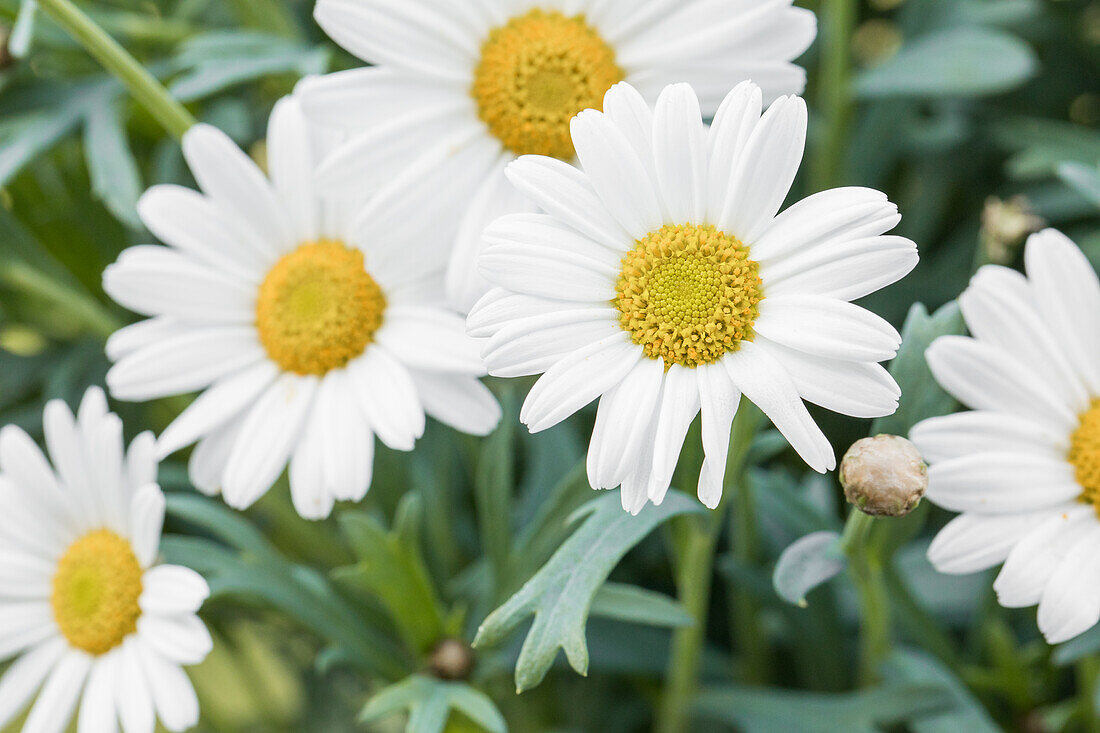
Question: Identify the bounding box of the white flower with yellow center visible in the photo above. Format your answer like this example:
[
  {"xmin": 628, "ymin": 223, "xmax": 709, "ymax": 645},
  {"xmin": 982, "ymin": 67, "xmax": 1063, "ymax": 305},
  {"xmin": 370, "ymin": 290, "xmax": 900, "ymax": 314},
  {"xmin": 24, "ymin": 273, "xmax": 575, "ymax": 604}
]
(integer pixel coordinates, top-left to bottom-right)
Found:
[
  {"xmin": 297, "ymin": 0, "xmax": 817, "ymax": 312},
  {"xmin": 468, "ymin": 81, "xmax": 918, "ymax": 513},
  {"xmin": 0, "ymin": 388, "xmax": 211, "ymax": 733},
  {"xmin": 103, "ymin": 97, "xmax": 501, "ymax": 520},
  {"xmin": 912, "ymin": 229, "xmax": 1100, "ymax": 644}
]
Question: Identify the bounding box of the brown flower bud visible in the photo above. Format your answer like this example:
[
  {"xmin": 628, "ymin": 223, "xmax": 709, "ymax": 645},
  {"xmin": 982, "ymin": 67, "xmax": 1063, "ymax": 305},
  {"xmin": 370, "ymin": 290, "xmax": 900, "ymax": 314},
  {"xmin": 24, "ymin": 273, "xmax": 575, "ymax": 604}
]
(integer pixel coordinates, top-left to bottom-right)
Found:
[
  {"xmin": 980, "ymin": 196, "xmax": 1044, "ymax": 265},
  {"xmin": 840, "ymin": 435, "xmax": 927, "ymax": 518},
  {"xmin": 429, "ymin": 638, "xmax": 474, "ymax": 681}
]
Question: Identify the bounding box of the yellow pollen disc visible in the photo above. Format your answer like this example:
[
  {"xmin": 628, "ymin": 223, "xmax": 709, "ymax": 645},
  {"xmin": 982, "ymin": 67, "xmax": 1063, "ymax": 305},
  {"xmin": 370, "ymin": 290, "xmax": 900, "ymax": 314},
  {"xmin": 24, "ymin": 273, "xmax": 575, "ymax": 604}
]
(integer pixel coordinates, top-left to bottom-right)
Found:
[
  {"xmin": 1070, "ymin": 399, "xmax": 1100, "ymax": 511},
  {"xmin": 472, "ymin": 9, "xmax": 624, "ymax": 159},
  {"xmin": 615, "ymin": 224, "xmax": 763, "ymax": 369},
  {"xmin": 51, "ymin": 530, "xmax": 143, "ymax": 655},
  {"xmin": 256, "ymin": 240, "xmax": 385, "ymax": 376}
]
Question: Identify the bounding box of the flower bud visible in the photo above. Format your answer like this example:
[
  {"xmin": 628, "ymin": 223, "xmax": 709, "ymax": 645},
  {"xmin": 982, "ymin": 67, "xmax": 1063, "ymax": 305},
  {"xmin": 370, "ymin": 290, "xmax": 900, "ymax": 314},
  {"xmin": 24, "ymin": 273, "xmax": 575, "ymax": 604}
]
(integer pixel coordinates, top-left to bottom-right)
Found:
[
  {"xmin": 840, "ymin": 435, "xmax": 927, "ymax": 518},
  {"xmin": 429, "ymin": 638, "xmax": 474, "ymax": 680},
  {"xmin": 980, "ymin": 196, "xmax": 1044, "ymax": 265}
]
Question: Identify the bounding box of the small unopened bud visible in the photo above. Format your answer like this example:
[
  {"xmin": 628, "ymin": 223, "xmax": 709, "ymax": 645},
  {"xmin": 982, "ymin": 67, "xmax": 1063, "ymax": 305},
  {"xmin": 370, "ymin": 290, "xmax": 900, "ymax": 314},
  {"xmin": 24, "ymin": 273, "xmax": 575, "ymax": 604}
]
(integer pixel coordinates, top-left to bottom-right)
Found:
[
  {"xmin": 840, "ymin": 435, "xmax": 927, "ymax": 518},
  {"xmin": 853, "ymin": 20, "xmax": 902, "ymax": 68},
  {"xmin": 429, "ymin": 638, "xmax": 474, "ymax": 680},
  {"xmin": 980, "ymin": 196, "xmax": 1044, "ymax": 265}
]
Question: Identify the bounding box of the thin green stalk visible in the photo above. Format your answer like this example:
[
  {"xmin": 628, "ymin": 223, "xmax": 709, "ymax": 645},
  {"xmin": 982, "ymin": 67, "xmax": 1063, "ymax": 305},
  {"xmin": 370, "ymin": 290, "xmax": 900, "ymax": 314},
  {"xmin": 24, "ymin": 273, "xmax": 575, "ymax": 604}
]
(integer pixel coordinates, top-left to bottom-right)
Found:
[
  {"xmin": 1078, "ymin": 656, "xmax": 1100, "ymax": 733},
  {"xmin": 35, "ymin": 0, "xmax": 195, "ymax": 139},
  {"xmin": 1, "ymin": 262, "xmax": 120, "ymax": 338},
  {"xmin": 656, "ymin": 400, "xmax": 759, "ymax": 733},
  {"xmin": 812, "ymin": 0, "xmax": 858, "ymax": 191},
  {"xmin": 728, "ymin": 403, "xmax": 768, "ymax": 684},
  {"xmin": 840, "ymin": 510, "xmax": 891, "ymax": 685}
]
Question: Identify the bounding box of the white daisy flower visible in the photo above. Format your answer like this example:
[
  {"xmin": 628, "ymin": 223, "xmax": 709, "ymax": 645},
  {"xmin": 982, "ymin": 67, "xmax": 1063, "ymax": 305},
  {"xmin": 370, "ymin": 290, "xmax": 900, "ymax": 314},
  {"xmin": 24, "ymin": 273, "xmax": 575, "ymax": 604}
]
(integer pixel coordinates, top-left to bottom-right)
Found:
[
  {"xmin": 103, "ymin": 97, "xmax": 501, "ymax": 520},
  {"xmin": 0, "ymin": 387, "xmax": 211, "ymax": 733},
  {"xmin": 297, "ymin": 0, "xmax": 817, "ymax": 312},
  {"xmin": 912, "ymin": 229, "xmax": 1100, "ymax": 644},
  {"xmin": 468, "ymin": 81, "xmax": 918, "ymax": 514}
]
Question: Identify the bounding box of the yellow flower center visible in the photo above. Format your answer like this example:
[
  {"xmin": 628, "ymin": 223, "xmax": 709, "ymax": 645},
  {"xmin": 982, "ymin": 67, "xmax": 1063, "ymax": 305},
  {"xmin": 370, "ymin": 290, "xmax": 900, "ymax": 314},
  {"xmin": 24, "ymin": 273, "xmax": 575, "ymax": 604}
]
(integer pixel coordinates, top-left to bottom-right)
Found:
[
  {"xmin": 52, "ymin": 530, "xmax": 143, "ymax": 655},
  {"xmin": 256, "ymin": 240, "xmax": 385, "ymax": 376},
  {"xmin": 1070, "ymin": 399, "xmax": 1100, "ymax": 510},
  {"xmin": 616, "ymin": 224, "xmax": 763, "ymax": 369},
  {"xmin": 472, "ymin": 9, "xmax": 624, "ymax": 160}
]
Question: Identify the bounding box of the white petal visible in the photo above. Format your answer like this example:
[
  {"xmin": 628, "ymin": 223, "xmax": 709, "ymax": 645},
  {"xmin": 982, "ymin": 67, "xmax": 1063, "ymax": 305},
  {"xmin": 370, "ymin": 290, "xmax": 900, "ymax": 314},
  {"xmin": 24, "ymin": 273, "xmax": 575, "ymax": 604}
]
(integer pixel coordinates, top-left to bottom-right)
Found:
[
  {"xmin": 221, "ymin": 375, "xmax": 316, "ymax": 510},
  {"xmin": 137, "ymin": 614, "xmax": 212, "ymax": 666},
  {"xmin": 181, "ymin": 124, "xmax": 292, "ymax": 255},
  {"xmin": 706, "ymin": 81, "xmax": 762, "ymax": 224},
  {"xmin": 105, "ymin": 318, "xmax": 185, "ymax": 362},
  {"xmin": 601, "ymin": 83, "xmax": 663, "ymax": 220},
  {"xmin": 134, "ymin": 643, "xmax": 199, "ymax": 732},
  {"xmin": 467, "ymin": 289, "xmax": 596, "ymax": 339},
  {"xmin": 0, "ymin": 602, "xmax": 55, "ymax": 659},
  {"xmin": 107, "ymin": 327, "xmax": 264, "ymax": 401},
  {"xmin": 374, "ymin": 305, "xmax": 486, "ymax": 376},
  {"xmin": 347, "ymin": 348, "xmax": 425, "ymax": 451},
  {"xmin": 186, "ymin": 416, "xmax": 242, "ymax": 498},
  {"xmin": 0, "ymin": 638, "xmax": 67, "ymax": 730},
  {"xmin": 446, "ymin": 156, "xmax": 534, "ymax": 313},
  {"xmin": 757, "ymin": 337, "xmax": 899, "ymax": 419},
  {"xmin": 0, "ymin": 551, "xmax": 53, "ymax": 599},
  {"xmin": 722, "ymin": 341, "xmax": 834, "ymax": 472},
  {"xmin": 697, "ymin": 363, "xmax": 741, "ymax": 508},
  {"xmin": 481, "ymin": 311, "xmax": 621, "ymax": 378},
  {"xmin": 409, "ymin": 371, "xmax": 501, "ymax": 437},
  {"xmin": 652, "ymin": 83, "xmax": 707, "ymax": 224},
  {"xmin": 910, "ymin": 410, "xmax": 1065, "ymax": 464},
  {"xmin": 960, "ymin": 265, "xmax": 1089, "ymax": 412},
  {"xmin": 479, "ymin": 216, "xmax": 620, "ymax": 302},
  {"xmin": 104, "ymin": 246, "xmax": 254, "ymax": 323},
  {"xmin": 759, "ymin": 235, "xmax": 919, "ymax": 302},
  {"xmin": 520, "ymin": 332, "xmax": 642, "ymax": 434},
  {"xmin": 0, "ymin": 424, "xmax": 74, "ymax": 534},
  {"xmin": 570, "ymin": 109, "xmax": 663, "ymax": 240},
  {"xmin": 1037, "ymin": 528, "xmax": 1100, "ymax": 643},
  {"xmin": 129, "ymin": 484, "xmax": 165, "ymax": 569},
  {"xmin": 504, "ymin": 155, "xmax": 634, "ymax": 252},
  {"xmin": 717, "ymin": 95, "xmax": 807, "ymax": 242},
  {"xmin": 647, "ymin": 366, "xmax": 701, "ymax": 504},
  {"xmin": 125, "ymin": 432, "xmax": 157, "ymax": 494},
  {"xmin": 139, "ymin": 566, "xmax": 209, "ymax": 616},
  {"xmin": 750, "ymin": 187, "xmax": 899, "ymax": 262},
  {"xmin": 78, "ymin": 654, "xmax": 119, "ymax": 733},
  {"xmin": 137, "ymin": 186, "xmax": 271, "ymax": 279},
  {"xmin": 289, "ymin": 396, "xmax": 338, "ymax": 521},
  {"xmin": 926, "ymin": 336, "xmax": 1077, "ymax": 434},
  {"xmin": 995, "ymin": 506, "xmax": 1096, "ymax": 608},
  {"xmin": 266, "ymin": 96, "xmax": 319, "ymax": 243},
  {"xmin": 928, "ymin": 510, "xmax": 1057, "ymax": 574},
  {"xmin": 22, "ymin": 649, "xmax": 91, "ymax": 733},
  {"xmin": 1024, "ymin": 229, "xmax": 1100, "ymax": 395},
  {"xmin": 925, "ymin": 453, "xmax": 1081, "ymax": 514},
  {"xmin": 116, "ymin": 640, "xmax": 154, "ymax": 733},
  {"xmin": 587, "ymin": 357, "xmax": 664, "ymax": 491},
  {"xmin": 754, "ymin": 295, "xmax": 901, "ymax": 362},
  {"xmin": 156, "ymin": 361, "xmax": 279, "ymax": 458}
]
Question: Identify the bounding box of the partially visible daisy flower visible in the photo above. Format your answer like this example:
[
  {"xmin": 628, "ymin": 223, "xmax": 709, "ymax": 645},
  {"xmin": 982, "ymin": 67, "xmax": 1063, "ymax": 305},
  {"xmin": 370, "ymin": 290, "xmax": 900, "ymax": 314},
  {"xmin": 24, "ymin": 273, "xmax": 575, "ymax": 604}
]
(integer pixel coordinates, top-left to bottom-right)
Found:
[
  {"xmin": 469, "ymin": 81, "xmax": 917, "ymax": 513},
  {"xmin": 912, "ymin": 229, "xmax": 1100, "ymax": 644},
  {"xmin": 297, "ymin": 0, "xmax": 817, "ymax": 312},
  {"xmin": 103, "ymin": 97, "xmax": 500, "ymax": 520},
  {"xmin": 0, "ymin": 387, "xmax": 211, "ymax": 733}
]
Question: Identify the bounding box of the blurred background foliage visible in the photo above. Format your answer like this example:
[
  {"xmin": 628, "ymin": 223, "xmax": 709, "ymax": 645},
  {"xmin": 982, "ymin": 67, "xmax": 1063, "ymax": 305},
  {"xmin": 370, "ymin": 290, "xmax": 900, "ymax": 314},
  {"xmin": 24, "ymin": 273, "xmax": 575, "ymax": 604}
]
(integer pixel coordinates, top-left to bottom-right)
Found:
[{"xmin": 0, "ymin": 0, "xmax": 1098, "ymax": 731}]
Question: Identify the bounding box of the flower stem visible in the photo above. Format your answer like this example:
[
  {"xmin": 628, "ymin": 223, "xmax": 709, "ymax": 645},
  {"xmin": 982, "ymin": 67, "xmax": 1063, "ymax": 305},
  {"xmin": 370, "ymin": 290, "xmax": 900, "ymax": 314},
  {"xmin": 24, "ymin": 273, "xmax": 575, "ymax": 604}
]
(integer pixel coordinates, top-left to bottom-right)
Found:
[
  {"xmin": 1078, "ymin": 656, "xmax": 1100, "ymax": 733},
  {"xmin": 655, "ymin": 400, "xmax": 759, "ymax": 733},
  {"xmin": 35, "ymin": 0, "xmax": 195, "ymax": 139},
  {"xmin": 812, "ymin": 0, "xmax": 857, "ymax": 191},
  {"xmin": 841, "ymin": 509, "xmax": 891, "ymax": 685}
]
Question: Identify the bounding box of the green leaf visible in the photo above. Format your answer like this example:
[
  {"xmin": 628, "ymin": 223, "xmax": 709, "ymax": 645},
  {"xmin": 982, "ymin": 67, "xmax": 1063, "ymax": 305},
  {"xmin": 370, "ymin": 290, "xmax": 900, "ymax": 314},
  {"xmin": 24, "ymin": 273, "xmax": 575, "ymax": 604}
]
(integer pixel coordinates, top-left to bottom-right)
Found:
[
  {"xmin": 332, "ymin": 500, "xmax": 446, "ymax": 654},
  {"xmin": 589, "ymin": 583, "xmax": 693, "ymax": 628},
  {"xmin": 1058, "ymin": 162, "xmax": 1100, "ymax": 209},
  {"xmin": 694, "ymin": 681, "xmax": 953, "ymax": 733},
  {"xmin": 83, "ymin": 102, "xmax": 142, "ymax": 229},
  {"xmin": 164, "ymin": 492, "xmax": 280, "ymax": 561},
  {"xmin": 473, "ymin": 490, "xmax": 702, "ymax": 693},
  {"xmin": 872, "ymin": 302, "xmax": 966, "ymax": 436},
  {"xmin": 772, "ymin": 531, "xmax": 846, "ymax": 607},
  {"xmin": 855, "ymin": 27, "xmax": 1037, "ymax": 99},
  {"xmin": 476, "ymin": 386, "xmax": 516, "ymax": 594},
  {"xmin": 881, "ymin": 649, "xmax": 1001, "ymax": 733},
  {"xmin": 360, "ymin": 675, "xmax": 506, "ymax": 733}
]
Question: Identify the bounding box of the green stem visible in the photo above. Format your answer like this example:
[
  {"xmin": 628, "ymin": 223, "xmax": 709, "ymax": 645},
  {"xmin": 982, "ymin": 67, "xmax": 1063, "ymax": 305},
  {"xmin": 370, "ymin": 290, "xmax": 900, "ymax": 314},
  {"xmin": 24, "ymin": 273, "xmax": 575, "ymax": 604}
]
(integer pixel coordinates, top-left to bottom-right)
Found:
[
  {"xmin": 656, "ymin": 400, "xmax": 759, "ymax": 733},
  {"xmin": 0, "ymin": 262, "xmax": 120, "ymax": 339},
  {"xmin": 840, "ymin": 510, "xmax": 891, "ymax": 685},
  {"xmin": 35, "ymin": 0, "xmax": 195, "ymax": 139},
  {"xmin": 1078, "ymin": 656, "xmax": 1100, "ymax": 733},
  {"xmin": 812, "ymin": 0, "xmax": 857, "ymax": 191}
]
